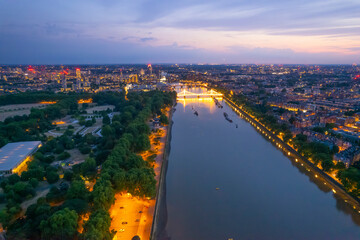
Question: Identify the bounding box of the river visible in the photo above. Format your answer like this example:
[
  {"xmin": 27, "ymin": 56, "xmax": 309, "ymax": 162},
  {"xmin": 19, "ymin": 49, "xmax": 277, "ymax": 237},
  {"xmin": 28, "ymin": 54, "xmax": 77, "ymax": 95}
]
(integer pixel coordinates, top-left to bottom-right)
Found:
[{"xmin": 159, "ymin": 87, "xmax": 360, "ymax": 240}]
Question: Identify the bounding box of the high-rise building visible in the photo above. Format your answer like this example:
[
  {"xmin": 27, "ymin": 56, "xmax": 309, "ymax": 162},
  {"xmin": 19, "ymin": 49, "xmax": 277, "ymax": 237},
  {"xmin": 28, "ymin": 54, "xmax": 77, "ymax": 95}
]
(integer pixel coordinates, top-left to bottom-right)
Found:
[
  {"xmin": 62, "ymin": 74, "xmax": 67, "ymax": 90},
  {"xmin": 76, "ymin": 68, "xmax": 82, "ymax": 90},
  {"xmin": 147, "ymin": 64, "xmax": 153, "ymax": 76},
  {"xmin": 76, "ymin": 68, "xmax": 81, "ymax": 79},
  {"xmin": 140, "ymin": 69, "xmax": 145, "ymax": 76}
]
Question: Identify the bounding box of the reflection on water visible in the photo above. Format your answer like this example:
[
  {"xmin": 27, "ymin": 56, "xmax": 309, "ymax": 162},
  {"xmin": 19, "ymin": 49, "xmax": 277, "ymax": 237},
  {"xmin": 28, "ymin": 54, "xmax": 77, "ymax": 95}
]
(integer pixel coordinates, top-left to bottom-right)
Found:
[
  {"xmin": 177, "ymin": 97, "xmax": 222, "ymax": 114},
  {"xmin": 163, "ymin": 87, "xmax": 360, "ymax": 240}
]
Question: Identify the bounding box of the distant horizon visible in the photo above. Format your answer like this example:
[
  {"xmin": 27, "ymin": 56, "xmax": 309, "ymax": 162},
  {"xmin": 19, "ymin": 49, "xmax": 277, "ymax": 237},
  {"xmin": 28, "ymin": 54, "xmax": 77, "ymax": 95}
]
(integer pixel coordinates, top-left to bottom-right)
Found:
[{"xmin": 0, "ymin": 63, "xmax": 358, "ymax": 66}]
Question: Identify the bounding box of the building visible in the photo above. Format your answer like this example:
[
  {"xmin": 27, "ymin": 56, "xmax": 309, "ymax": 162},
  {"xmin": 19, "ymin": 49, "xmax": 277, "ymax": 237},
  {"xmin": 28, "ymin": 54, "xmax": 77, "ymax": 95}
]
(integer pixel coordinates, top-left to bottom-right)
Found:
[
  {"xmin": 0, "ymin": 141, "xmax": 42, "ymax": 175},
  {"xmin": 147, "ymin": 64, "xmax": 153, "ymax": 76},
  {"xmin": 125, "ymin": 74, "xmax": 138, "ymax": 84}
]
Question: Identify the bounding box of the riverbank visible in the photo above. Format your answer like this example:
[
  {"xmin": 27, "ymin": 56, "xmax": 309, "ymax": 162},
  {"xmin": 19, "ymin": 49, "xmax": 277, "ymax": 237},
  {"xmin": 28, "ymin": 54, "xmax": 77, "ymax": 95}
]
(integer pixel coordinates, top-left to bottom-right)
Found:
[
  {"xmin": 110, "ymin": 107, "xmax": 174, "ymax": 240},
  {"xmin": 224, "ymin": 96, "xmax": 360, "ymax": 214},
  {"xmin": 150, "ymin": 105, "xmax": 175, "ymax": 240}
]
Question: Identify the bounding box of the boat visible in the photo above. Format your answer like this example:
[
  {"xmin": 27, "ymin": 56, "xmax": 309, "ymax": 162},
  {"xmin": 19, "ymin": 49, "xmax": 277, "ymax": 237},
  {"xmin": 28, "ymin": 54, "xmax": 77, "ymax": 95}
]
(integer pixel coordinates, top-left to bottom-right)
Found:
[
  {"xmin": 213, "ymin": 97, "xmax": 223, "ymax": 108},
  {"xmin": 223, "ymin": 112, "xmax": 233, "ymax": 122},
  {"xmin": 236, "ymin": 124, "xmax": 238, "ymax": 128},
  {"xmin": 216, "ymin": 188, "xmax": 220, "ymax": 190},
  {"xmin": 194, "ymin": 111, "xmax": 199, "ymax": 116}
]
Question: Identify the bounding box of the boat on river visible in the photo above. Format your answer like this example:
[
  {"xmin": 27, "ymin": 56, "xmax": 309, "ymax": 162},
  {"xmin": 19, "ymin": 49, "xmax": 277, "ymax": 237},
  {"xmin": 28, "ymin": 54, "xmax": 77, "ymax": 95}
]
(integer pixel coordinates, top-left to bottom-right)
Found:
[
  {"xmin": 223, "ymin": 112, "xmax": 233, "ymax": 123},
  {"xmin": 213, "ymin": 97, "xmax": 223, "ymax": 108}
]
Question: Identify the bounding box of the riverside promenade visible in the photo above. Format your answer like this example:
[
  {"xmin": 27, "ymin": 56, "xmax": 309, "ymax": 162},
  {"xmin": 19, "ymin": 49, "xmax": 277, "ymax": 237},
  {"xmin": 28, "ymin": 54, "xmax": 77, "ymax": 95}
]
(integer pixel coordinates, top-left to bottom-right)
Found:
[
  {"xmin": 224, "ymin": 95, "xmax": 360, "ymax": 214},
  {"xmin": 150, "ymin": 106, "xmax": 175, "ymax": 240}
]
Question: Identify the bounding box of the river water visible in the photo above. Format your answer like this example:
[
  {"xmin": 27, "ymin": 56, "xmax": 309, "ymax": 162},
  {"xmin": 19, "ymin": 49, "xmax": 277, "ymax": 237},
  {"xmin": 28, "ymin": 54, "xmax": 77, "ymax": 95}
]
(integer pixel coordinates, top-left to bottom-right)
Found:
[{"xmin": 162, "ymin": 87, "xmax": 360, "ymax": 240}]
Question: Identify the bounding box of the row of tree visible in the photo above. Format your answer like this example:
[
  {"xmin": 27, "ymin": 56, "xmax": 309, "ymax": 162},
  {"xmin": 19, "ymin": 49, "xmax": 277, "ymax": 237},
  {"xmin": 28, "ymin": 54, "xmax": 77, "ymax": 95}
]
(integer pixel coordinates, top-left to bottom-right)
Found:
[{"xmin": 82, "ymin": 90, "xmax": 175, "ymax": 239}]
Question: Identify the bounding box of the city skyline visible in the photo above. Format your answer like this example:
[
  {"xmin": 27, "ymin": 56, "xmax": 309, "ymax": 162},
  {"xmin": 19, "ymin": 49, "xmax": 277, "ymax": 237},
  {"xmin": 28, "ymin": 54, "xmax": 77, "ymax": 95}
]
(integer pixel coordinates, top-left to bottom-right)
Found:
[{"xmin": 1, "ymin": 0, "xmax": 360, "ymax": 64}]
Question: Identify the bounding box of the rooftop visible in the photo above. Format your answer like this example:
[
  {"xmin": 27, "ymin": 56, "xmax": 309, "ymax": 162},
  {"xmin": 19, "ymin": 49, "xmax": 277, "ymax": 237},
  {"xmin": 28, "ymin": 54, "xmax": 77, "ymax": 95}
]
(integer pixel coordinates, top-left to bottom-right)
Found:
[{"xmin": 0, "ymin": 141, "xmax": 41, "ymax": 172}]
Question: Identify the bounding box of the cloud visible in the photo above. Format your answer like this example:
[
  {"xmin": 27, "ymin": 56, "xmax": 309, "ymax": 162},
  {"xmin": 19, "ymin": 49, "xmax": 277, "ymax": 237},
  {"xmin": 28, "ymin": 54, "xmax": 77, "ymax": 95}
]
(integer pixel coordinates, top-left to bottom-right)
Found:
[
  {"xmin": 0, "ymin": 34, "xmax": 359, "ymax": 64},
  {"xmin": 0, "ymin": 0, "xmax": 360, "ymax": 63},
  {"xmin": 140, "ymin": 37, "xmax": 156, "ymax": 42}
]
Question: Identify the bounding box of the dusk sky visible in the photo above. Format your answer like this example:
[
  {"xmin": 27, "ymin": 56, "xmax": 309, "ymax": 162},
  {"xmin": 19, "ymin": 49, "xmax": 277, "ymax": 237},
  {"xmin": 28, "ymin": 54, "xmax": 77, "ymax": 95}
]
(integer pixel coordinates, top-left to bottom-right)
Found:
[{"xmin": 1, "ymin": 0, "xmax": 360, "ymax": 64}]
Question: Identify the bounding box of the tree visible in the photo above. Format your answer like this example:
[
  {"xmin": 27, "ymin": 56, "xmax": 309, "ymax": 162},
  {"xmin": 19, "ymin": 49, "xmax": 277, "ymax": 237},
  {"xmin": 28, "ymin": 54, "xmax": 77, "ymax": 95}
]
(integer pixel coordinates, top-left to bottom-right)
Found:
[
  {"xmin": 92, "ymin": 179, "xmax": 114, "ymax": 210},
  {"xmin": 134, "ymin": 134, "xmax": 150, "ymax": 152},
  {"xmin": 332, "ymin": 145, "xmax": 339, "ymax": 154},
  {"xmin": 40, "ymin": 208, "xmax": 78, "ymax": 240},
  {"xmin": 289, "ymin": 116, "xmax": 296, "ymax": 124},
  {"xmin": 29, "ymin": 178, "xmax": 39, "ymax": 188},
  {"xmin": 81, "ymin": 157, "xmax": 97, "ymax": 177},
  {"xmin": 102, "ymin": 125, "xmax": 114, "ymax": 137},
  {"xmin": 102, "ymin": 115, "xmax": 111, "ymax": 125},
  {"xmin": 159, "ymin": 114, "xmax": 169, "ymax": 125},
  {"xmin": 46, "ymin": 171, "xmax": 59, "ymax": 184},
  {"xmin": 335, "ymin": 161, "xmax": 346, "ymax": 170},
  {"xmin": 64, "ymin": 170, "xmax": 73, "ymax": 181},
  {"xmin": 61, "ymin": 198, "xmax": 89, "ymax": 215},
  {"xmin": 67, "ymin": 180, "xmax": 89, "ymax": 200},
  {"xmin": 80, "ymin": 145, "xmax": 91, "ymax": 154},
  {"xmin": 8, "ymin": 174, "xmax": 21, "ymax": 185},
  {"xmin": 283, "ymin": 132, "xmax": 293, "ymax": 143},
  {"xmin": 46, "ymin": 186, "xmax": 66, "ymax": 203},
  {"xmin": 112, "ymin": 169, "xmax": 126, "ymax": 191},
  {"xmin": 58, "ymin": 151, "xmax": 70, "ymax": 160},
  {"xmin": 321, "ymin": 159, "xmax": 334, "ymax": 172},
  {"xmin": 81, "ymin": 209, "xmax": 115, "ymax": 240},
  {"xmin": 85, "ymin": 120, "xmax": 93, "ymax": 127}
]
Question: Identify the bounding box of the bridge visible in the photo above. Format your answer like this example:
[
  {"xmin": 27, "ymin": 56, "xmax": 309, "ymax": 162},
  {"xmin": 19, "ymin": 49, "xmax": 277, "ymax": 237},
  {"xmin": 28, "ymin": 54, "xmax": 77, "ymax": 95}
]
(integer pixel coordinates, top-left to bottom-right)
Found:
[{"xmin": 177, "ymin": 89, "xmax": 223, "ymax": 98}]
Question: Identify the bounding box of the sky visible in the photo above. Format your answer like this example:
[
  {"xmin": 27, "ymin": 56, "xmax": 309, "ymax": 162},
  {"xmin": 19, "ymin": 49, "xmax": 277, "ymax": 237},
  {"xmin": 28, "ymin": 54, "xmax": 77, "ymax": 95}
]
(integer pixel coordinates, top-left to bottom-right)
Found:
[{"xmin": 0, "ymin": 0, "xmax": 360, "ymax": 64}]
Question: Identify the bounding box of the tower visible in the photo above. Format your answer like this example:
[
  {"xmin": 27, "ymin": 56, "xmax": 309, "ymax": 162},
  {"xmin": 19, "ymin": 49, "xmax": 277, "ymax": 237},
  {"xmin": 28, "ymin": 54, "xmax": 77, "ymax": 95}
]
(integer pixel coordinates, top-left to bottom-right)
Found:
[
  {"xmin": 76, "ymin": 68, "xmax": 82, "ymax": 90},
  {"xmin": 76, "ymin": 68, "xmax": 81, "ymax": 79},
  {"xmin": 62, "ymin": 74, "xmax": 67, "ymax": 90},
  {"xmin": 147, "ymin": 64, "xmax": 152, "ymax": 76}
]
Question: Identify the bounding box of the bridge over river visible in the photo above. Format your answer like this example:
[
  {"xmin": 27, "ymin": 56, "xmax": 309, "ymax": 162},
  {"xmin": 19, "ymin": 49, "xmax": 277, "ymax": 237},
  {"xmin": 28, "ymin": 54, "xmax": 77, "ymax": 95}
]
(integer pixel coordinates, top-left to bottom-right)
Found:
[{"xmin": 176, "ymin": 89, "xmax": 222, "ymax": 98}]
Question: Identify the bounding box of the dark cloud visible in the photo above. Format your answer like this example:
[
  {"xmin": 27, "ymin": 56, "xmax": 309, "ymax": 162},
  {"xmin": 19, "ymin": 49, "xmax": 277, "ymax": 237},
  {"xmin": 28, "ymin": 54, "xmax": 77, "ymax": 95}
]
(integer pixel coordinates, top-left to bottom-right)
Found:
[{"xmin": 140, "ymin": 37, "xmax": 156, "ymax": 42}]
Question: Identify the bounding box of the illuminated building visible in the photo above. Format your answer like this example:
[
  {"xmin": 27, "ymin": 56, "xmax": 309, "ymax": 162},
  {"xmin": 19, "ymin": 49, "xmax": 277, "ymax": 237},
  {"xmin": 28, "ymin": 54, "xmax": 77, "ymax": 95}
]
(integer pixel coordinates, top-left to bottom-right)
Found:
[
  {"xmin": 61, "ymin": 74, "xmax": 67, "ymax": 91},
  {"xmin": 129, "ymin": 74, "xmax": 138, "ymax": 83},
  {"xmin": 76, "ymin": 68, "xmax": 81, "ymax": 79},
  {"xmin": 0, "ymin": 141, "xmax": 42, "ymax": 175},
  {"xmin": 160, "ymin": 71, "xmax": 167, "ymax": 83},
  {"xmin": 140, "ymin": 69, "xmax": 145, "ymax": 76},
  {"xmin": 76, "ymin": 68, "xmax": 83, "ymax": 90},
  {"xmin": 148, "ymin": 64, "xmax": 153, "ymax": 76},
  {"xmin": 124, "ymin": 74, "xmax": 138, "ymax": 84}
]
